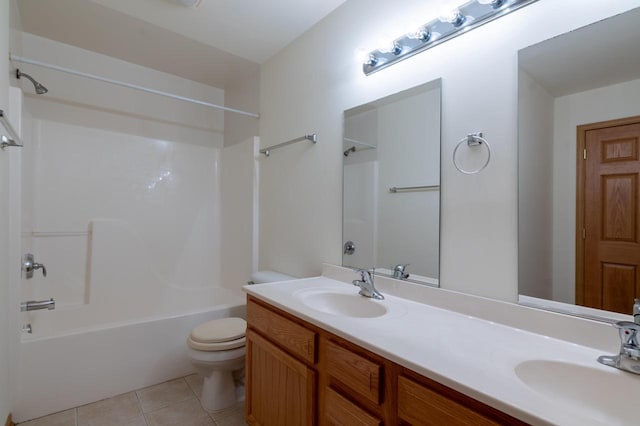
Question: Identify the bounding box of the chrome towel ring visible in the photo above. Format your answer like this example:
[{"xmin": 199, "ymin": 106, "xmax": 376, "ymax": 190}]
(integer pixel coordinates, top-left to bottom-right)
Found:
[{"xmin": 453, "ymin": 132, "xmax": 491, "ymax": 175}]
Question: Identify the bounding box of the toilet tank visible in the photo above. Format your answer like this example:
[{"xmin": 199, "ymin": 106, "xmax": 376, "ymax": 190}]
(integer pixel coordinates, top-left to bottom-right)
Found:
[{"xmin": 249, "ymin": 270, "xmax": 296, "ymax": 284}]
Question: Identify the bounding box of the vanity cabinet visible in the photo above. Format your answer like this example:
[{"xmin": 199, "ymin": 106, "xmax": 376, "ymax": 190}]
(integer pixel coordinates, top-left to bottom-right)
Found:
[
  {"xmin": 246, "ymin": 296, "xmax": 527, "ymax": 426},
  {"xmin": 246, "ymin": 330, "xmax": 316, "ymax": 425}
]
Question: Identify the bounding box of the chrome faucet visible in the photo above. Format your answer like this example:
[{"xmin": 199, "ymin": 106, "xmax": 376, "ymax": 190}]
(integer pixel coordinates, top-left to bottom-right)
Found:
[
  {"xmin": 20, "ymin": 298, "xmax": 55, "ymax": 312},
  {"xmin": 352, "ymin": 270, "xmax": 384, "ymax": 300},
  {"xmin": 393, "ymin": 264, "xmax": 409, "ymax": 280},
  {"xmin": 598, "ymin": 299, "xmax": 640, "ymax": 374},
  {"xmin": 598, "ymin": 321, "xmax": 640, "ymax": 374}
]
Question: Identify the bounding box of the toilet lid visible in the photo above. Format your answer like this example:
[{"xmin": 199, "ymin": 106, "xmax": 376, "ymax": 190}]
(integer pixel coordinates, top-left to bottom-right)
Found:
[{"xmin": 190, "ymin": 317, "xmax": 246, "ymax": 344}]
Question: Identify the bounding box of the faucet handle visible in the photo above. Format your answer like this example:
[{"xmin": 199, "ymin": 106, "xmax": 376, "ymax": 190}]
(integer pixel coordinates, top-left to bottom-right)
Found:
[
  {"xmin": 352, "ymin": 268, "xmax": 371, "ymax": 281},
  {"xmin": 614, "ymin": 321, "xmax": 640, "ymax": 346}
]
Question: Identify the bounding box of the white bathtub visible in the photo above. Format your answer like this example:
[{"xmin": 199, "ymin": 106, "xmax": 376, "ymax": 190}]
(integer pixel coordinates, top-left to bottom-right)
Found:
[{"xmin": 13, "ymin": 287, "xmax": 246, "ymax": 423}]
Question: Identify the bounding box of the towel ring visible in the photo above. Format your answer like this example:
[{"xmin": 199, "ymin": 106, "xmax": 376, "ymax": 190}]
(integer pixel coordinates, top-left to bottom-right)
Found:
[{"xmin": 453, "ymin": 133, "xmax": 491, "ymax": 175}]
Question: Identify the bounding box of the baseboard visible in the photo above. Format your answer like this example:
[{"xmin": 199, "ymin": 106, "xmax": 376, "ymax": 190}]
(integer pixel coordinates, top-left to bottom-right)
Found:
[{"xmin": 5, "ymin": 414, "xmax": 14, "ymax": 426}]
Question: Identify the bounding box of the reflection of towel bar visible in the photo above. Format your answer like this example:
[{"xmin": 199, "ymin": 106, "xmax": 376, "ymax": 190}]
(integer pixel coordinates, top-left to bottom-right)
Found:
[
  {"xmin": 389, "ymin": 185, "xmax": 440, "ymax": 193},
  {"xmin": 30, "ymin": 231, "xmax": 90, "ymax": 237}
]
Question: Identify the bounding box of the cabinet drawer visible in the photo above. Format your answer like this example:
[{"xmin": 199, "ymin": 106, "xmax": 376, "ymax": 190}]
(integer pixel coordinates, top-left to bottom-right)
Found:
[
  {"xmin": 398, "ymin": 376, "xmax": 498, "ymax": 426},
  {"xmin": 326, "ymin": 340, "xmax": 382, "ymax": 405},
  {"xmin": 247, "ymin": 298, "xmax": 317, "ymax": 364},
  {"xmin": 323, "ymin": 387, "xmax": 381, "ymax": 426}
]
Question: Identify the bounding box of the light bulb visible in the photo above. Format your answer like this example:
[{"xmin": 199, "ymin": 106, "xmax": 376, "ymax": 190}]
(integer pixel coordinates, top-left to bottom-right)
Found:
[
  {"xmin": 355, "ymin": 48, "xmax": 368, "ymax": 63},
  {"xmin": 478, "ymin": 0, "xmax": 505, "ymax": 7},
  {"xmin": 439, "ymin": 8, "xmax": 465, "ymax": 26},
  {"xmin": 407, "ymin": 25, "xmax": 431, "ymax": 42},
  {"xmin": 380, "ymin": 41, "xmax": 402, "ymax": 55}
]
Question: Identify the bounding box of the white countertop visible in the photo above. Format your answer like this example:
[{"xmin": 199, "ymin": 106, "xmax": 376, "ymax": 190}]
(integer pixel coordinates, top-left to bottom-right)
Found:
[{"xmin": 244, "ymin": 275, "xmax": 640, "ymax": 426}]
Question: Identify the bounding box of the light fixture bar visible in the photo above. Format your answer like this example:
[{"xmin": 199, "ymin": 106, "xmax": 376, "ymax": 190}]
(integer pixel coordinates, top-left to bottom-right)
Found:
[{"xmin": 363, "ymin": 0, "xmax": 539, "ymax": 75}]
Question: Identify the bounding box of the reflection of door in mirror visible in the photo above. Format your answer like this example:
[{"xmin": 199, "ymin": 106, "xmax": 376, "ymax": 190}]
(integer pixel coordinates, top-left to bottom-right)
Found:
[
  {"xmin": 518, "ymin": 7, "xmax": 640, "ymax": 320},
  {"xmin": 342, "ymin": 80, "xmax": 441, "ymax": 285},
  {"xmin": 577, "ymin": 117, "xmax": 640, "ymax": 314}
]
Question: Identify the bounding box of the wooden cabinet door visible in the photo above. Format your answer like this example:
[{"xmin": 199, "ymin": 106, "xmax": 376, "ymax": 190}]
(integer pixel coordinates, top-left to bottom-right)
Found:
[
  {"xmin": 246, "ymin": 329, "xmax": 316, "ymax": 426},
  {"xmin": 322, "ymin": 387, "xmax": 381, "ymax": 426},
  {"xmin": 397, "ymin": 376, "xmax": 520, "ymax": 426},
  {"xmin": 581, "ymin": 120, "xmax": 640, "ymax": 313}
]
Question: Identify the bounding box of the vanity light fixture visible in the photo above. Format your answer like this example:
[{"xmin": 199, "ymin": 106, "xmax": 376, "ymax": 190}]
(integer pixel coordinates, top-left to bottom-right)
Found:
[{"xmin": 362, "ymin": 0, "xmax": 538, "ymax": 75}]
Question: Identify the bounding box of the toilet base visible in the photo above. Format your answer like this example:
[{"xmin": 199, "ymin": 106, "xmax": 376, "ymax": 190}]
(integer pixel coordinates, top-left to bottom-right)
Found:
[{"xmin": 201, "ymin": 370, "xmax": 238, "ymax": 412}]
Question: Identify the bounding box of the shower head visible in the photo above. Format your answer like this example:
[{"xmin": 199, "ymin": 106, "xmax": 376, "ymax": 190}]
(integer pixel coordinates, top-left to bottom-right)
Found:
[{"xmin": 16, "ymin": 69, "xmax": 48, "ymax": 95}]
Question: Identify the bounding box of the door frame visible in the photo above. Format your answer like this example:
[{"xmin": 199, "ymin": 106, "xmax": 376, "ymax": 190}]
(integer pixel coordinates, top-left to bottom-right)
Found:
[{"xmin": 575, "ymin": 114, "xmax": 640, "ymax": 306}]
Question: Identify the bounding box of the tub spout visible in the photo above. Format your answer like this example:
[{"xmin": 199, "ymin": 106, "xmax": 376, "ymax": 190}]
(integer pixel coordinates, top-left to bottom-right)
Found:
[{"xmin": 21, "ymin": 298, "xmax": 55, "ymax": 312}]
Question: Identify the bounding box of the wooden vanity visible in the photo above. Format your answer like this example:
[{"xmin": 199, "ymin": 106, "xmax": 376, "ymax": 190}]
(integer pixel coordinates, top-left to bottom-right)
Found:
[{"xmin": 245, "ymin": 296, "xmax": 527, "ymax": 425}]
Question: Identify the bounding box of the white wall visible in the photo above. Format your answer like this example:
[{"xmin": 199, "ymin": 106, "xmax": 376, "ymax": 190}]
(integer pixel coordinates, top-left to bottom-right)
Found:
[
  {"xmin": 258, "ymin": 0, "xmax": 640, "ymax": 300},
  {"xmin": 552, "ymin": 78, "xmax": 640, "ymax": 303},
  {"xmin": 0, "ymin": 0, "xmax": 13, "ymax": 421},
  {"xmin": 19, "ymin": 33, "xmax": 224, "ymax": 148},
  {"xmin": 221, "ymin": 137, "xmax": 258, "ymax": 287},
  {"xmin": 376, "ymin": 87, "xmax": 440, "ymax": 278},
  {"xmin": 518, "ymin": 69, "xmax": 553, "ymax": 299}
]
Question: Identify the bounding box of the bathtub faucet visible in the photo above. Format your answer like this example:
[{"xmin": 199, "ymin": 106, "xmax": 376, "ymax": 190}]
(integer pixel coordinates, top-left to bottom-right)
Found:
[{"xmin": 21, "ymin": 298, "xmax": 55, "ymax": 312}]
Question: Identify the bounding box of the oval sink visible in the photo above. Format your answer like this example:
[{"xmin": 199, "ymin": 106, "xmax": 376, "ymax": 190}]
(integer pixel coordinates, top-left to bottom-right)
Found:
[
  {"xmin": 515, "ymin": 360, "xmax": 640, "ymax": 425},
  {"xmin": 298, "ymin": 290, "xmax": 388, "ymax": 318}
]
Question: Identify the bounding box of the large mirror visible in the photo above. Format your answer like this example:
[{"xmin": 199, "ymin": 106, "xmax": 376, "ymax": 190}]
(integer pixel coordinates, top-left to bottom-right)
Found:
[
  {"xmin": 342, "ymin": 79, "xmax": 441, "ymax": 285},
  {"xmin": 518, "ymin": 7, "xmax": 640, "ymax": 320}
]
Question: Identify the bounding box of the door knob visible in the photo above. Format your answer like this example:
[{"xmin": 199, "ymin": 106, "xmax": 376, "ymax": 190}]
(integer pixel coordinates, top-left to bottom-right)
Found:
[{"xmin": 22, "ymin": 253, "xmax": 47, "ymax": 279}]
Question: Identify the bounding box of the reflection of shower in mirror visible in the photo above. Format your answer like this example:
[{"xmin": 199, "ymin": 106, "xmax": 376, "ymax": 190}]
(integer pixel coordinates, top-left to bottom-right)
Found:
[
  {"xmin": 342, "ymin": 78, "xmax": 441, "ymax": 287},
  {"xmin": 343, "ymin": 146, "xmax": 356, "ymax": 157}
]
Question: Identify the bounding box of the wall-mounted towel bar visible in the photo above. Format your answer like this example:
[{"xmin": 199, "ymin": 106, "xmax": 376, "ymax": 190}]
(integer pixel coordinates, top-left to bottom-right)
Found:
[
  {"xmin": 0, "ymin": 109, "xmax": 23, "ymax": 150},
  {"xmin": 260, "ymin": 133, "xmax": 317, "ymax": 157},
  {"xmin": 389, "ymin": 185, "xmax": 440, "ymax": 193}
]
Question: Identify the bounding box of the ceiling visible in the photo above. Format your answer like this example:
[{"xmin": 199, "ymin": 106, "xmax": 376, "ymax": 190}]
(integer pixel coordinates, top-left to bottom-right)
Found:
[
  {"xmin": 16, "ymin": 0, "xmax": 347, "ymax": 89},
  {"xmin": 519, "ymin": 7, "xmax": 640, "ymax": 97}
]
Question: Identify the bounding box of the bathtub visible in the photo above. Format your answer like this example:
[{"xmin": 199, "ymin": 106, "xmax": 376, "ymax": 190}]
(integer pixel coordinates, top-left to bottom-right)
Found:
[{"xmin": 13, "ymin": 286, "xmax": 246, "ymax": 423}]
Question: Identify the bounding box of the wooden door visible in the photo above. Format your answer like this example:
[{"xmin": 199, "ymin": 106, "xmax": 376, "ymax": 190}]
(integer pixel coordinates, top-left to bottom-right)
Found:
[
  {"xmin": 577, "ymin": 117, "xmax": 640, "ymax": 314},
  {"xmin": 246, "ymin": 329, "xmax": 316, "ymax": 426}
]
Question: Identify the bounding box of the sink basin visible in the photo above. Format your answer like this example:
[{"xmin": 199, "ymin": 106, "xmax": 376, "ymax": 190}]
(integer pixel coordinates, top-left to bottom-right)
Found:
[
  {"xmin": 296, "ymin": 289, "xmax": 388, "ymax": 318},
  {"xmin": 515, "ymin": 360, "xmax": 640, "ymax": 424}
]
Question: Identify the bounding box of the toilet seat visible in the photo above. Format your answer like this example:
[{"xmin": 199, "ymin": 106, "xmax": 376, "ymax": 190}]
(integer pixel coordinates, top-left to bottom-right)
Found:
[
  {"xmin": 188, "ymin": 336, "xmax": 246, "ymax": 351},
  {"xmin": 188, "ymin": 317, "xmax": 246, "ymax": 351}
]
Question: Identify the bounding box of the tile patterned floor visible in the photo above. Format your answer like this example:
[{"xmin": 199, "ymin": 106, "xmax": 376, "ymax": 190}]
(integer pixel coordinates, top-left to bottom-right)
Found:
[{"xmin": 18, "ymin": 375, "xmax": 247, "ymax": 426}]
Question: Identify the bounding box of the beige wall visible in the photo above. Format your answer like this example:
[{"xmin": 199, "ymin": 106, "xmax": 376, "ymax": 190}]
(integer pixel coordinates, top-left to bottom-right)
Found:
[
  {"xmin": 258, "ymin": 0, "xmax": 640, "ymax": 300},
  {"xmin": 224, "ymin": 67, "xmax": 260, "ymax": 147}
]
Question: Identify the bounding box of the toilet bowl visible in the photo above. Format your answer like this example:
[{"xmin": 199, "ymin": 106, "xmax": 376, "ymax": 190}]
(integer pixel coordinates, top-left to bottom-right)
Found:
[
  {"xmin": 187, "ymin": 270, "xmax": 295, "ymax": 411},
  {"xmin": 187, "ymin": 316, "xmax": 246, "ymax": 411}
]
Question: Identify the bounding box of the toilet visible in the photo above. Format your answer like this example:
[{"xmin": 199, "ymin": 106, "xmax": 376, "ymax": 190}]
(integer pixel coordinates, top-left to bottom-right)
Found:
[{"xmin": 187, "ymin": 270, "xmax": 295, "ymax": 412}]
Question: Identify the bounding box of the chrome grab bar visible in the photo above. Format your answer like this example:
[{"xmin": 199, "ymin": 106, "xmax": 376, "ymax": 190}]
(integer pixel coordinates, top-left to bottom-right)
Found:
[
  {"xmin": 389, "ymin": 185, "xmax": 439, "ymax": 193},
  {"xmin": 260, "ymin": 133, "xmax": 317, "ymax": 157},
  {"xmin": 21, "ymin": 298, "xmax": 55, "ymax": 312}
]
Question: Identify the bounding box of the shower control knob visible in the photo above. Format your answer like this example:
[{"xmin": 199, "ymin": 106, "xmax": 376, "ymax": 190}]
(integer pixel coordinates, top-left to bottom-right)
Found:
[
  {"xmin": 344, "ymin": 241, "xmax": 356, "ymax": 255},
  {"xmin": 22, "ymin": 253, "xmax": 47, "ymax": 279}
]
